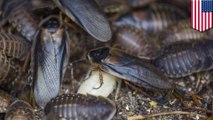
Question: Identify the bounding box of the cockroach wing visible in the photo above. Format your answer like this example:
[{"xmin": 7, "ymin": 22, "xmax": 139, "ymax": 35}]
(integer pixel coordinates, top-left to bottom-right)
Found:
[
  {"xmin": 30, "ymin": 16, "xmax": 70, "ymax": 108},
  {"xmin": 53, "ymin": 0, "xmax": 112, "ymax": 42}
]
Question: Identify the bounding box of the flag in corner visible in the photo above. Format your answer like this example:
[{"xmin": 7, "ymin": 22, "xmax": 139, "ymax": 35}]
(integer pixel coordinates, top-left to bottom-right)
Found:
[{"xmin": 191, "ymin": 0, "xmax": 213, "ymax": 32}]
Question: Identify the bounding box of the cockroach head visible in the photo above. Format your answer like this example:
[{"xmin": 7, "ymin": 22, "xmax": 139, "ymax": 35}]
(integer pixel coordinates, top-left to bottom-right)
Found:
[
  {"xmin": 39, "ymin": 15, "xmax": 61, "ymax": 33},
  {"xmin": 88, "ymin": 47, "xmax": 110, "ymax": 64}
]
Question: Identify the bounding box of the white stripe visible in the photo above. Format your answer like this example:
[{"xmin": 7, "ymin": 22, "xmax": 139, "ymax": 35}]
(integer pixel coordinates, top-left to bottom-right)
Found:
[
  {"xmin": 196, "ymin": 0, "xmax": 199, "ymax": 30},
  {"xmin": 206, "ymin": 13, "xmax": 209, "ymax": 29},
  {"xmin": 193, "ymin": 0, "xmax": 195, "ymax": 28},
  {"xmin": 203, "ymin": 12, "xmax": 205, "ymax": 31}
]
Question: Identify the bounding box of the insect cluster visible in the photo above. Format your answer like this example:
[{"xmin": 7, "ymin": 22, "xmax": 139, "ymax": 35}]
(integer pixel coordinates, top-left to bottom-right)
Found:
[{"xmin": 0, "ymin": 0, "xmax": 212, "ymax": 120}]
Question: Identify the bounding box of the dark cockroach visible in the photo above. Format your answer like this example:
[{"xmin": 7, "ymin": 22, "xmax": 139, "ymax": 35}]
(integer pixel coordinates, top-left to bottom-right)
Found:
[
  {"xmin": 0, "ymin": 33, "xmax": 30, "ymax": 93},
  {"xmin": 96, "ymin": 0, "xmax": 156, "ymax": 15},
  {"xmin": 96, "ymin": 0, "xmax": 156, "ymax": 22},
  {"xmin": 70, "ymin": 60, "xmax": 92, "ymax": 82},
  {"xmin": 45, "ymin": 94, "xmax": 116, "ymax": 120},
  {"xmin": 113, "ymin": 25, "xmax": 157, "ymax": 58},
  {"xmin": 1, "ymin": 0, "xmax": 39, "ymax": 41},
  {"xmin": 113, "ymin": 3, "xmax": 187, "ymax": 34},
  {"xmin": 0, "ymin": 50, "xmax": 29, "ymax": 94},
  {"xmin": 0, "ymin": 90, "xmax": 15, "ymax": 113},
  {"xmin": 60, "ymin": 60, "xmax": 91, "ymax": 95},
  {"xmin": 128, "ymin": 0, "xmax": 156, "ymax": 8},
  {"xmin": 96, "ymin": 0, "xmax": 130, "ymax": 15},
  {"xmin": 0, "ymin": 54, "xmax": 22, "ymax": 85},
  {"xmin": 158, "ymin": 19, "xmax": 208, "ymax": 46},
  {"xmin": 31, "ymin": 15, "xmax": 70, "ymax": 108},
  {"xmin": 53, "ymin": 0, "xmax": 112, "ymax": 42},
  {"xmin": 0, "ymin": 32, "xmax": 30, "ymax": 61},
  {"xmin": 88, "ymin": 47, "xmax": 173, "ymax": 91},
  {"xmin": 5, "ymin": 100, "xmax": 35, "ymax": 120},
  {"xmin": 164, "ymin": 0, "xmax": 190, "ymax": 13},
  {"xmin": 67, "ymin": 27, "xmax": 108, "ymax": 62},
  {"xmin": 154, "ymin": 40, "xmax": 213, "ymax": 78},
  {"xmin": 30, "ymin": 0, "xmax": 55, "ymax": 10}
]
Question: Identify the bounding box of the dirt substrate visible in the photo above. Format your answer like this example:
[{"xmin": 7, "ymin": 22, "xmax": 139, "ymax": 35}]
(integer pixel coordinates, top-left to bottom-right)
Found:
[{"xmin": 110, "ymin": 72, "xmax": 213, "ymax": 120}]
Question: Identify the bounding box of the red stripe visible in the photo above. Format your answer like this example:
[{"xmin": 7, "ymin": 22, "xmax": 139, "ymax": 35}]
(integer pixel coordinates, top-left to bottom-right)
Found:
[
  {"xmin": 212, "ymin": 11, "xmax": 213, "ymax": 27},
  {"xmin": 208, "ymin": 12, "xmax": 210, "ymax": 29},
  {"xmin": 207, "ymin": 13, "xmax": 209, "ymax": 29}
]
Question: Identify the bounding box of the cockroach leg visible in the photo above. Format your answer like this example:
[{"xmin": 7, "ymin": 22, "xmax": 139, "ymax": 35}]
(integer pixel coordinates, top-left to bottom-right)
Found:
[{"xmin": 93, "ymin": 68, "xmax": 104, "ymax": 89}]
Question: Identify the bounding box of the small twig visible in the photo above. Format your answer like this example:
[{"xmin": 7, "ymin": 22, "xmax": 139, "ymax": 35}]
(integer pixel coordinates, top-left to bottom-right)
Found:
[
  {"xmin": 195, "ymin": 73, "xmax": 201, "ymax": 89},
  {"xmin": 127, "ymin": 111, "xmax": 207, "ymax": 120},
  {"xmin": 115, "ymin": 79, "xmax": 121, "ymax": 100},
  {"xmin": 186, "ymin": 106, "xmax": 213, "ymax": 114}
]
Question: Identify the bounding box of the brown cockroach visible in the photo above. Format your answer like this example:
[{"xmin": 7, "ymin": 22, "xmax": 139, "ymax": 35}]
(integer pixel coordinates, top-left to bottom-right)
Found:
[
  {"xmin": 96, "ymin": 0, "xmax": 156, "ymax": 17},
  {"xmin": 1, "ymin": 0, "xmax": 39, "ymax": 41},
  {"xmin": 0, "ymin": 54, "xmax": 21, "ymax": 85},
  {"xmin": 88, "ymin": 47, "xmax": 173, "ymax": 91},
  {"xmin": 5, "ymin": 100, "xmax": 35, "ymax": 120},
  {"xmin": 113, "ymin": 3, "xmax": 187, "ymax": 35},
  {"xmin": 0, "ymin": 32, "xmax": 30, "ymax": 61},
  {"xmin": 96, "ymin": 0, "xmax": 130, "ymax": 19},
  {"xmin": 113, "ymin": 25, "xmax": 158, "ymax": 59},
  {"xmin": 154, "ymin": 40, "xmax": 213, "ymax": 78},
  {"xmin": 158, "ymin": 19, "xmax": 208, "ymax": 46},
  {"xmin": 67, "ymin": 27, "xmax": 108, "ymax": 62},
  {"xmin": 45, "ymin": 94, "xmax": 116, "ymax": 120},
  {"xmin": 0, "ymin": 33, "xmax": 30, "ymax": 93},
  {"xmin": 163, "ymin": 0, "xmax": 190, "ymax": 13},
  {"xmin": 0, "ymin": 90, "xmax": 15, "ymax": 113}
]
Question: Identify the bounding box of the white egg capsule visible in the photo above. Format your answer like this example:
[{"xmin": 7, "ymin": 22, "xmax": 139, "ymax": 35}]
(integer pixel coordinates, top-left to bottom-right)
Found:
[{"xmin": 77, "ymin": 69, "xmax": 117, "ymax": 97}]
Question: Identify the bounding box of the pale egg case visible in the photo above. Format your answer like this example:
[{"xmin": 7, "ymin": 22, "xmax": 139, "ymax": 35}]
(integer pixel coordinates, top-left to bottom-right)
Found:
[{"xmin": 77, "ymin": 69, "xmax": 118, "ymax": 97}]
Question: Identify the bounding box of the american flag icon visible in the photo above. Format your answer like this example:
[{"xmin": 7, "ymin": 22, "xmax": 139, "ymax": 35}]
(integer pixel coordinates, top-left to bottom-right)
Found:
[{"xmin": 191, "ymin": 0, "xmax": 213, "ymax": 32}]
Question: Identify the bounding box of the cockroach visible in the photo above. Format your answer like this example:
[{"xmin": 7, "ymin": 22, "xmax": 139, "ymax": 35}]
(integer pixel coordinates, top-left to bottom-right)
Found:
[
  {"xmin": 31, "ymin": 15, "xmax": 70, "ymax": 108},
  {"xmin": 53, "ymin": 0, "xmax": 112, "ymax": 42},
  {"xmin": 68, "ymin": 29, "xmax": 107, "ymax": 62},
  {"xmin": 113, "ymin": 25, "xmax": 158, "ymax": 59},
  {"xmin": 0, "ymin": 32, "xmax": 30, "ymax": 61},
  {"xmin": 0, "ymin": 90, "xmax": 15, "ymax": 113},
  {"xmin": 113, "ymin": 3, "xmax": 187, "ymax": 34},
  {"xmin": 164, "ymin": 0, "xmax": 190, "ymax": 13},
  {"xmin": 0, "ymin": 33, "xmax": 30, "ymax": 93},
  {"xmin": 158, "ymin": 19, "xmax": 208, "ymax": 46},
  {"xmin": 88, "ymin": 47, "xmax": 173, "ymax": 91},
  {"xmin": 96, "ymin": 0, "xmax": 129, "ymax": 15},
  {"xmin": 1, "ymin": 0, "xmax": 39, "ymax": 41},
  {"xmin": 0, "ymin": 54, "xmax": 21, "ymax": 86},
  {"xmin": 5, "ymin": 100, "xmax": 35, "ymax": 120},
  {"xmin": 45, "ymin": 94, "xmax": 116, "ymax": 120},
  {"xmin": 154, "ymin": 40, "xmax": 213, "ymax": 78},
  {"xmin": 96, "ymin": 0, "xmax": 156, "ymax": 18},
  {"xmin": 30, "ymin": 0, "xmax": 55, "ymax": 10},
  {"xmin": 72, "ymin": 60, "xmax": 92, "ymax": 81},
  {"xmin": 128, "ymin": 0, "xmax": 156, "ymax": 8}
]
